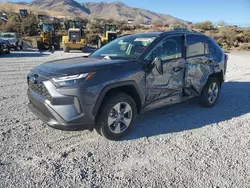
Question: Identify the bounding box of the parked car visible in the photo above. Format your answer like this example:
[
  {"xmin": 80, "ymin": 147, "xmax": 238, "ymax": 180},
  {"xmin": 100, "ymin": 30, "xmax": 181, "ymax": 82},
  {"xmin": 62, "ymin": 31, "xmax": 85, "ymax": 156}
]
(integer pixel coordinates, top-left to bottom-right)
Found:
[
  {"xmin": 0, "ymin": 32, "xmax": 23, "ymax": 50},
  {"xmin": 0, "ymin": 38, "xmax": 11, "ymax": 54},
  {"xmin": 27, "ymin": 29, "xmax": 228, "ymax": 140}
]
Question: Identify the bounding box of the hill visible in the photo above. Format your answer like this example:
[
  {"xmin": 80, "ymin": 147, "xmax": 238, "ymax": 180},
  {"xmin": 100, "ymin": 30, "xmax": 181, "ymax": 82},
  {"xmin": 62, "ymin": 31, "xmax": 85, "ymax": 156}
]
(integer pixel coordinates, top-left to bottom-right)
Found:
[
  {"xmin": 83, "ymin": 2, "xmax": 183, "ymax": 24},
  {"xmin": 0, "ymin": 0, "xmax": 185, "ymax": 24}
]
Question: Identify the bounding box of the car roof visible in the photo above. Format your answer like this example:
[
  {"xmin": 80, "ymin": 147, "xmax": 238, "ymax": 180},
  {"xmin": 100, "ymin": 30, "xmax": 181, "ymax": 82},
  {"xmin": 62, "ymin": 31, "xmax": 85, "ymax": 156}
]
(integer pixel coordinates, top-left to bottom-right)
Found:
[
  {"xmin": 122, "ymin": 32, "xmax": 162, "ymax": 38},
  {"xmin": 127, "ymin": 30, "xmax": 205, "ymax": 38}
]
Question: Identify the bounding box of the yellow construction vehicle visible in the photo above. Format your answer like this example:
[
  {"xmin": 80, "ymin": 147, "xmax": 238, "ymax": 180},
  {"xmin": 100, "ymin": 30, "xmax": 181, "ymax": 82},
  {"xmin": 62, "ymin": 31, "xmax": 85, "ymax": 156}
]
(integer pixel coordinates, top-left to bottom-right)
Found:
[
  {"xmin": 19, "ymin": 9, "xmax": 28, "ymax": 18},
  {"xmin": 62, "ymin": 20, "xmax": 87, "ymax": 52},
  {"xmin": 36, "ymin": 23, "xmax": 60, "ymax": 50},
  {"xmin": 36, "ymin": 15, "xmax": 61, "ymax": 51},
  {"xmin": 98, "ymin": 24, "xmax": 118, "ymax": 48}
]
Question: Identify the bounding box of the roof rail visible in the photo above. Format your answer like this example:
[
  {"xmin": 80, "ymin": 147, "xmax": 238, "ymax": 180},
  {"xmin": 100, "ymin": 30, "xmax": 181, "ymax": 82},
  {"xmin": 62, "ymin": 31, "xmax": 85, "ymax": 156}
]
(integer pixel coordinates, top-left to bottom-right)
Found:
[{"xmin": 172, "ymin": 27, "xmax": 197, "ymax": 32}]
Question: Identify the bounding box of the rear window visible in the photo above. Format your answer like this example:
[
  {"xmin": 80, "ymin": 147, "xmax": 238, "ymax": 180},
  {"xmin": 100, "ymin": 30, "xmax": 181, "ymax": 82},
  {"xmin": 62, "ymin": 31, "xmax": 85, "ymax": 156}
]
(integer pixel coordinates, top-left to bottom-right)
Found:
[
  {"xmin": 186, "ymin": 35, "xmax": 206, "ymax": 58},
  {"xmin": 205, "ymin": 38, "xmax": 217, "ymax": 54}
]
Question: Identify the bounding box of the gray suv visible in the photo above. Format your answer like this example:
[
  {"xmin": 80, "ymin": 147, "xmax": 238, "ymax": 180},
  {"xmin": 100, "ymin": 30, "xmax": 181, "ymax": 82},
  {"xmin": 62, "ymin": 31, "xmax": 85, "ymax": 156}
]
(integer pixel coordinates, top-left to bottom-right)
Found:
[{"xmin": 27, "ymin": 30, "xmax": 228, "ymax": 140}]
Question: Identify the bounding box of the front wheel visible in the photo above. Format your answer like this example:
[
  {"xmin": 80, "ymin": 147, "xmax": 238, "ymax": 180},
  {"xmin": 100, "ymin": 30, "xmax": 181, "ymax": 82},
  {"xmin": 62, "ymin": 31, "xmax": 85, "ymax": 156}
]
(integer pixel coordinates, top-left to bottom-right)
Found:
[
  {"xmin": 5, "ymin": 48, "xmax": 10, "ymax": 54},
  {"xmin": 96, "ymin": 93, "xmax": 137, "ymax": 140},
  {"xmin": 14, "ymin": 44, "xmax": 18, "ymax": 51},
  {"xmin": 200, "ymin": 77, "xmax": 220, "ymax": 108}
]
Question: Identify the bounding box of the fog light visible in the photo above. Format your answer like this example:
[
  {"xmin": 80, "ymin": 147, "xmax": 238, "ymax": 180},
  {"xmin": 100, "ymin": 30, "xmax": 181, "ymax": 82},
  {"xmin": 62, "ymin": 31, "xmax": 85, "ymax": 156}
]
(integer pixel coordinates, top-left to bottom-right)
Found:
[{"xmin": 74, "ymin": 97, "xmax": 82, "ymax": 114}]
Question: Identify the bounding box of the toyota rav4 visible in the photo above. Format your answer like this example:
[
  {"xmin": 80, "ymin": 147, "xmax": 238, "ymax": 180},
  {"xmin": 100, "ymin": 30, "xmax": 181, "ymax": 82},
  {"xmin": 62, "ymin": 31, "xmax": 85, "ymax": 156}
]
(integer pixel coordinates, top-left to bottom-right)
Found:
[{"xmin": 27, "ymin": 30, "xmax": 228, "ymax": 140}]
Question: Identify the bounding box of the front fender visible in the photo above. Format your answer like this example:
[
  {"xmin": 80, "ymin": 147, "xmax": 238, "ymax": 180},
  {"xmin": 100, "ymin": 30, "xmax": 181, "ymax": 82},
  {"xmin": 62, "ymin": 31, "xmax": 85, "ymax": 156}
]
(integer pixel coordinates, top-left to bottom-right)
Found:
[{"xmin": 92, "ymin": 80, "xmax": 144, "ymax": 116}]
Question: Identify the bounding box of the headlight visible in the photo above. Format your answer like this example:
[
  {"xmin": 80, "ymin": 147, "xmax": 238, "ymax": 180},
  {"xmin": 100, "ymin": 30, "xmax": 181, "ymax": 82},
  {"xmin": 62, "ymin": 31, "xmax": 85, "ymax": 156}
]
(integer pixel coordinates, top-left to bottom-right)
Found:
[{"xmin": 51, "ymin": 73, "xmax": 95, "ymax": 87}]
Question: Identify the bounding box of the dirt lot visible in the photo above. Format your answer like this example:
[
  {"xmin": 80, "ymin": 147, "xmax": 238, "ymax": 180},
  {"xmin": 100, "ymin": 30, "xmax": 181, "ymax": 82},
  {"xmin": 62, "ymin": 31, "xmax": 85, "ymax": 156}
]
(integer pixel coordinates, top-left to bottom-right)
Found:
[{"xmin": 0, "ymin": 50, "xmax": 250, "ymax": 188}]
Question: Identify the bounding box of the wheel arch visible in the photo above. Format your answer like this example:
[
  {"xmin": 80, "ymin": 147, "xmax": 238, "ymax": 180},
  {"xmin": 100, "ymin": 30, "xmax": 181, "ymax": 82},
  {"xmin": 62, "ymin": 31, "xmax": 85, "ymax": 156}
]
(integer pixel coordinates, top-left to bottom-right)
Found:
[
  {"xmin": 93, "ymin": 81, "xmax": 144, "ymax": 119},
  {"xmin": 209, "ymin": 71, "xmax": 224, "ymax": 88}
]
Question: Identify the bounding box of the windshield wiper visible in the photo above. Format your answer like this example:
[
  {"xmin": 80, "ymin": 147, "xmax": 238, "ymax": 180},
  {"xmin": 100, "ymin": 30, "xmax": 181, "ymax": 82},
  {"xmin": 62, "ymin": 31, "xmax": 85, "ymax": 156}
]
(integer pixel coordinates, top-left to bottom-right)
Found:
[{"xmin": 103, "ymin": 56, "xmax": 111, "ymax": 60}]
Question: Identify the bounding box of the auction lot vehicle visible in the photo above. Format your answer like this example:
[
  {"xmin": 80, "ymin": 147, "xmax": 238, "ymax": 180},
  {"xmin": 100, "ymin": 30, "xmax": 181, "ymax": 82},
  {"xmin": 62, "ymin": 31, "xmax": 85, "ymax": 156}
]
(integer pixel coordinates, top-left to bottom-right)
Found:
[
  {"xmin": 62, "ymin": 20, "xmax": 87, "ymax": 52},
  {"xmin": 37, "ymin": 23, "xmax": 60, "ymax": 50},
  {"xmin": 0, "ymin": 32, "xmax": 23, "ymax": 50},
  {"xmin": 98, "ymin": 24, "xmax": 118, "ymax": 48},
  {"xmin": 27, "ymin": 30, "xmax": 228, "ymax": 140},
  {"xmin": 0, "ymin": 38, "xmax": 11, "ymax": 54}
]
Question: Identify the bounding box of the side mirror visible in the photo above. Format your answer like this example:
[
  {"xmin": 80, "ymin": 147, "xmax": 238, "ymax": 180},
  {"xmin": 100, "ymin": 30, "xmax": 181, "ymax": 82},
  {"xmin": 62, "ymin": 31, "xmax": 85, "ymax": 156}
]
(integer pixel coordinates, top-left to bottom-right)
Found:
[{"xmin": 153, "ymin": 57, "xmax": 163, "ymax": 75}]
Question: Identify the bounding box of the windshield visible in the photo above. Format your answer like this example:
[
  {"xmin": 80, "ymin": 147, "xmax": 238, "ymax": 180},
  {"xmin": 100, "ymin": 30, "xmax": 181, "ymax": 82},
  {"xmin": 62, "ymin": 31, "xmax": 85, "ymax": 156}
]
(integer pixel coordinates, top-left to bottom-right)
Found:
[
  {"xmin": 43, "ymin": 24, "xmax": 54, "ymax": 32},
  {"xmin": 0, "ymin": 33, "xmax": 15, "ymax": 38},
  {"xmin": 90, "ymin": 35, "xmax": 157, "ymax": 60}
]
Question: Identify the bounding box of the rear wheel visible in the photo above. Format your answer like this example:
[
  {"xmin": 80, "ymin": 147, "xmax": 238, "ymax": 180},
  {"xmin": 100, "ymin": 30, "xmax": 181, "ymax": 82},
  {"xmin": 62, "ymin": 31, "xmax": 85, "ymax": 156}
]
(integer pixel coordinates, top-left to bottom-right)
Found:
[
  {"xmin": 200, "ymin": 77, "xmax": 220, "ymax": 108},
  {"xmin": 96, "ymin": 93, "xmax": 137, "ymax": 140},
  {"xmin": 5, "ymin": 47, "xmax": 10, "ymax": 54},
  {"xmin": 54, "ymin": 43, "xmax": 61, "ymax": 50},
  {"xmin": 63, "ymin": 46, "xmax": 70, "ymax": 52},
  {"xmin": 97, "ymin": 38, "xmax": 102, "ymax": 48},
  {"xmin": 14, "ymin": 44, "xmax": 18, "ymax": 51},
  {"xmin": 81, "ymin": 45, "xmax": 87, "ymax": 52},
  {"xmin": 43, "ymin": 42, "xmax": 51, "ymax": 50},
  {"xmin": 37, "ymin": 41, "xmax": 44, "ymax": 51},
  {"xmin": 19, "ymin": 42, "xmax": 23, "ymax": 50}
]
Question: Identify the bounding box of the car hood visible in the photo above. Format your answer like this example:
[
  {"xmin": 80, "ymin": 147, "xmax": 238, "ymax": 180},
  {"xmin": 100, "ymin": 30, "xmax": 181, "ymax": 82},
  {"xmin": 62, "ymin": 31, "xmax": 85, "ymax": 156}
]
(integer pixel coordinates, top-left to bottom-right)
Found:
[
  {"xmin": 0, "ymin": 39, "xmax": 10, "ymax": 45},
  {"xmin": 0, "ymin": 37, "xmax": 15, "ymax": 44},
  {"xmin": 31, "ymin": 56, "xmax": 133, "ymax": 77}
]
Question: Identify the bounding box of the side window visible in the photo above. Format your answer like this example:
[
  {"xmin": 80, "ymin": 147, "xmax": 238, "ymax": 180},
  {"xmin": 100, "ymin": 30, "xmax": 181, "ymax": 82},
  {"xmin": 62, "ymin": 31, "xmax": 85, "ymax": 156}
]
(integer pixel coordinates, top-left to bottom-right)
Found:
[
  {"xmin": 205, "ymin": 38, "xmax": 217, "ymax": 54},
  {"xmin": 186, "ymin": 35, "xmax": 205, "ymax": 58},
  {"xmin": 147, "ymin": 36, "xmax": 182, "ymax": 61}
]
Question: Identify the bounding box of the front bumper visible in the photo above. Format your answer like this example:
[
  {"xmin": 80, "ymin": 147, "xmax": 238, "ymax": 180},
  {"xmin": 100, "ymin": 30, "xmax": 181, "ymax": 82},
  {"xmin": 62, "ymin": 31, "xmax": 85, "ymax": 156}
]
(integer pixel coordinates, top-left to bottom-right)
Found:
[
  {"xmin": 1, "ymin": 45, "xmax": 10, "ymax": 51},
  {"xmin": 9, "ymin": 43, "xmax": 16, "ymax": 48},
  {"xmin": 27, "ymin": 84, "xmax": 95, "ymax": 131},
  {"xmin": 63, "ymin": 42, "xmax": 86, "ymax": 49}
]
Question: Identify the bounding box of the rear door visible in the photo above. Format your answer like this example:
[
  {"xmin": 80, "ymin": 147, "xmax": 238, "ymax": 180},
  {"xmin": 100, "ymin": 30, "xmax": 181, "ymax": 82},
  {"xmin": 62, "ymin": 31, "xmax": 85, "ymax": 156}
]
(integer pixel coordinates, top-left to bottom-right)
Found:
[{"xmin": 184, "ymin": 34, "xmax": 214, "ymax": 96}]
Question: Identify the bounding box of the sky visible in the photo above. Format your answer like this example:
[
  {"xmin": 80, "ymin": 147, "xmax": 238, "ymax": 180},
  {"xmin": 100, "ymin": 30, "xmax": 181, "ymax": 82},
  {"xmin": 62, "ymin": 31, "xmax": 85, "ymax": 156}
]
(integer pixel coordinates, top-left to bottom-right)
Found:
[{"xmin": 3, "ymin": 0, "xmax": 250, "ymax": 26}]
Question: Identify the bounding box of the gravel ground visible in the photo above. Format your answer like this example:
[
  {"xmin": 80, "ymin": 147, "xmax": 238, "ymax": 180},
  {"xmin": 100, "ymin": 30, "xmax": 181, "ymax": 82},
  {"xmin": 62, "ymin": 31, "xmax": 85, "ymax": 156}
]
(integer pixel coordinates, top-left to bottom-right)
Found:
[{"xmin": 0, "ymin": 50, "xmax": 250, "ymax": 188}]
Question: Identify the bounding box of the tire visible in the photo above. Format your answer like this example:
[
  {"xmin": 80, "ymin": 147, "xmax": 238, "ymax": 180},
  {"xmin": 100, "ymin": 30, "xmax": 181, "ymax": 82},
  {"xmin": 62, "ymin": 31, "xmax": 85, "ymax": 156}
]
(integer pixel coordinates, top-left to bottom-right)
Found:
[
  {"xmin": 37, "ymin": 41, "xmax": 44, "ymax": 51},
  {"xmin": 43, "ymin": 42, "xmax": 50, "ymax": 50},
  {"xmin": 96, "ymin": 93, "xmax": 137, "ymax": 141},
  {"xmin": 14, "ymin": 45, "xmax": 18, "ymax": 51},
  {"xmin": 19, "ymin": 43, "xmax": 23, "ymax": 50},
  {"xmin": 54, "ymin": 44, "xmax": 60, "ymax": 51},
  {"xmin": 200, "ymin": 77, "xmax": 220, "ymax": 108},
  {"xmin": 97, "ymin": 38, "xmax": 102, "ymax": 49},
  {"xmin": 5, "ymin": 48, "xmax": 10, "ymax": 54},
  {"xmin": 81, "ymin": 45, "xmax": 87, "ymax": 52},
  {"xmin": 0, "ymin": 46, "xmax": 3, "ymax": 55},
  {"xmin": 63, "ymin": 46, "xmax": 70, "ymax": 52}
]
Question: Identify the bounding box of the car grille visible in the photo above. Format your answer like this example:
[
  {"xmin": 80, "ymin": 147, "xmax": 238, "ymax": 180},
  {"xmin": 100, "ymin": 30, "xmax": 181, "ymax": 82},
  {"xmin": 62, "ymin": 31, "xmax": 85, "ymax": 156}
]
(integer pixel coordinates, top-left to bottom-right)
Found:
[{"xmin": 28, "ymin": 82, "xmax": 51, "ymax": 100}]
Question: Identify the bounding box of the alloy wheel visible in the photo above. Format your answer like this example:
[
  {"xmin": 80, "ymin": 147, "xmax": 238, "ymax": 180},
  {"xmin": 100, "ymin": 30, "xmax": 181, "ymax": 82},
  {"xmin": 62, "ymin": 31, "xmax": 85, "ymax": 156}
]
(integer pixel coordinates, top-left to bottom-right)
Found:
[
  {"xmin": 208, "ymin": 82, "xmax": 219, "ymax": 104},
  {"xmin": 107, "ymin": 102, "xmax": 132, "ymax": 134}
]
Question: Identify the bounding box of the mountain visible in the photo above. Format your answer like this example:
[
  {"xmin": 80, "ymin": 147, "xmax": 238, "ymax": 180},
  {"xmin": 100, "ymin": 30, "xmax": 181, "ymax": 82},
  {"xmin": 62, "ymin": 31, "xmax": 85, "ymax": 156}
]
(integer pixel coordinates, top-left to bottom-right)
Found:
[
  {"xmin": 2, "ymin": 0, "xmax": 185, "ymax": 24},
  {"xmin": 29, "ymin": 0, "xmax": 90, "ymax": 17},
  {"xmin": 83, "ymin": 2, "xmax": 183, "ymax": 24}
]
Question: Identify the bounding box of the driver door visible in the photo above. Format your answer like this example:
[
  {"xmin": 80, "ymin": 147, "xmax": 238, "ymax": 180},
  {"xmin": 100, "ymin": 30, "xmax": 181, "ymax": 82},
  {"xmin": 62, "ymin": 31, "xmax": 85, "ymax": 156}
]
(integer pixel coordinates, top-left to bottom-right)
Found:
[{"xmin": 145, "ymin": 35, "xmax": 186, "ymax": 108}]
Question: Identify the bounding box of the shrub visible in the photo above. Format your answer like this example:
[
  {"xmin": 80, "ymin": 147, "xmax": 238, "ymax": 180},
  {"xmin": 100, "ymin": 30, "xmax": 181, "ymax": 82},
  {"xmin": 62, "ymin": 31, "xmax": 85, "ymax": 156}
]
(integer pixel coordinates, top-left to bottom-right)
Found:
[
  {"xmin": 238, "ymin": 43, "xmax": 250, "ymax": 50},
  {"xmin": 19, "ymin": 14, "xmax": 39, "ymax": 36},
  {"xmin": 0, "ymin": 13, "xmax": 39, "ymax": 36},
  {"xmin": 194, "ymin": 21, "xmax": 214, "ymax": 30}
]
